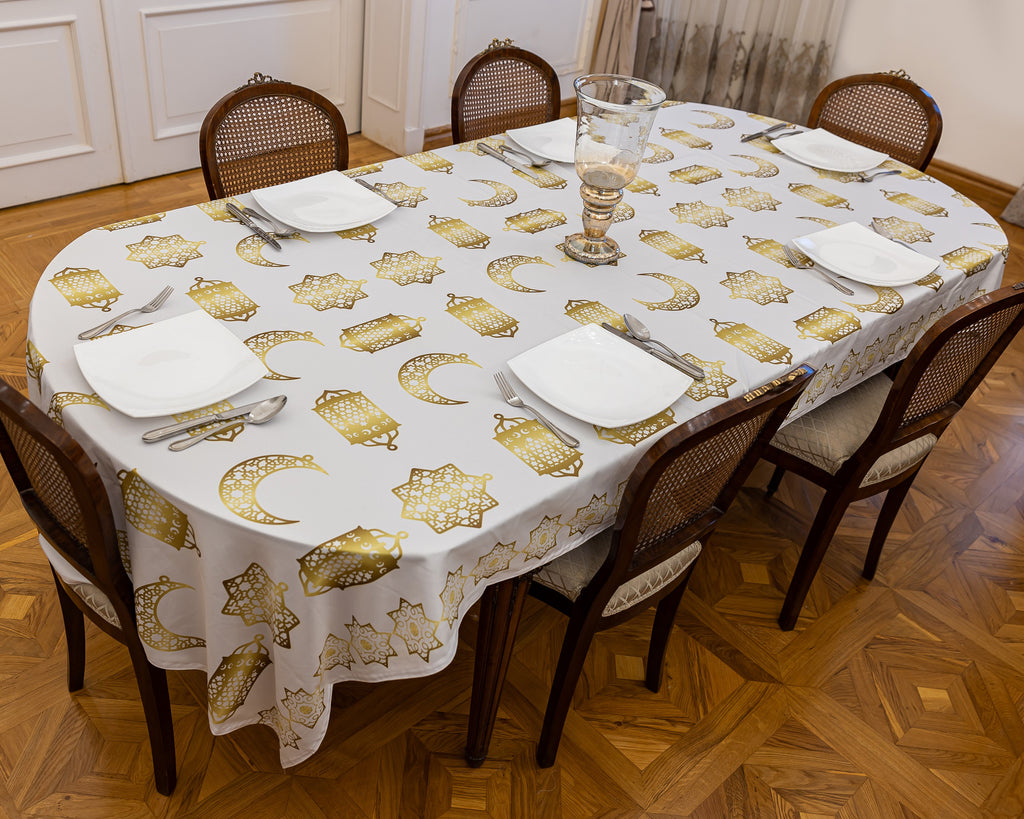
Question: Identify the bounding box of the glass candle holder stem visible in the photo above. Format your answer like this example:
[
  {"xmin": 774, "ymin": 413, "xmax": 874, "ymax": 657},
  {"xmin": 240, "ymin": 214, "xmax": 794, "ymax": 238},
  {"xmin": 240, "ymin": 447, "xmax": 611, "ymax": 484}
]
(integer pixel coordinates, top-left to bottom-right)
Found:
[{"xmin": 565, "ymin": 183, "xmax": 624, "ymax": 263}]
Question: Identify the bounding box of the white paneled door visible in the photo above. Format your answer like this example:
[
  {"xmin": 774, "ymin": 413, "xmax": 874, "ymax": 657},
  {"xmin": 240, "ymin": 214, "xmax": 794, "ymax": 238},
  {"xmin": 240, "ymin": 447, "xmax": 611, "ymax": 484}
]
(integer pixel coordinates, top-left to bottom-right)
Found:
[
  {"xmin": 104, "ymin": 0, "xmax": 365, "ymax": 182},
  {"xmin": 0, "ymin": 0, "xmax": 122, "ymax": 209}
]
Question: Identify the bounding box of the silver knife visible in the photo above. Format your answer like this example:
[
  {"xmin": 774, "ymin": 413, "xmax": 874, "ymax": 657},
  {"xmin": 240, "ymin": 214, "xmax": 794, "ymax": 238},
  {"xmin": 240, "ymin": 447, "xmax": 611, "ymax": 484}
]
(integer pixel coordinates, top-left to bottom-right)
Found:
[
  {"xmin": 477, "ymin": 142, "xmax": 537, "ymax": 177},
  {"xmin": 599, "ymin": 323, "xmax": 705, "ymax": 380},
  {"xmin": 226, "ymin": 202, "xmax": 281, "ymax": 250},
  {"xmin": 142, "ymin": 396, "xmax": 286, "ymax": 442},
  {"xmin": 740, "ymin": 122, "xmax": 789, "ymax": 143},
  {"xmin": 353, "ymin": 176, "xmax": 401, "ymax": 205}
]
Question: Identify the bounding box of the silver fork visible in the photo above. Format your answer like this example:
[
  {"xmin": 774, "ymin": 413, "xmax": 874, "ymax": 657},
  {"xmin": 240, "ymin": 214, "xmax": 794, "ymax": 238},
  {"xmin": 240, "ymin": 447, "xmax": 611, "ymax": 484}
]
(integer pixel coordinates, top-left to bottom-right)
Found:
[
  {"xmin": 494, "ymin": 371, "xmax": 579, "ymax": 448},
  {"xmin": 783, "ymin": 245, "xmax": 854, "ymax": 296},
  {"xmin": 77, "ymin": 285, "xmax": 174, "ymax": 340}
]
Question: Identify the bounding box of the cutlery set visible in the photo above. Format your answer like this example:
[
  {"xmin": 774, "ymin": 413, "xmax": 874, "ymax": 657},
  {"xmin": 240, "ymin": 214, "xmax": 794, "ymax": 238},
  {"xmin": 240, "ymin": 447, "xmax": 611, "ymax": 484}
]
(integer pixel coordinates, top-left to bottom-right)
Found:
[
  {"xmin": 143, "ymin": 395, "xmax": 288, "ymax": 451},
  {"xmin": 226, "ymin": 201, "xmax": 281, "ymax": 249},
  {"xmin": 78, "ymin": 286, "xmax": 174, "ymax": 340}
]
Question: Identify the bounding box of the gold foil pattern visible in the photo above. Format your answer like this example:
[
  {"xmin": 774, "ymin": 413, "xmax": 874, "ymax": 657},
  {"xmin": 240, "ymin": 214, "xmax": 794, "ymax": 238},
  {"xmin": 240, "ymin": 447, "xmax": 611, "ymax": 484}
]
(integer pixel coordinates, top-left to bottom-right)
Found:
[
  {"xmin": 392, "ymin": 463, "xmax": 498, "ymax": 532},
  {"xmin": 371, "ymin": 250, "xmax": 445, "ymax": 285},
  {"xmin": 50, "ymin": 267, "xmax": 121, "ymax": 311},
  {"xmin": 882, "ymin": 190, "xmax": 948, "ymax": 217},
  {"xmin": 711, "ymin": 319, "xmax": 793, "ymax": 364},
  {"xmin": 244, "ymin": 330, "xmax": 324, "ymax": 380},
  {"xmin": 340, "ymin": 314, "xmax": 424, "ymax": 353},
  {"xmin": 639, "ymin": 229, "xmax": 707, "ymax": 262},
  {"xmin": 47, "ymin": 392, "xmax": 107, "ymax": 427},
  {"xmin": 462, "ymin": 179, "xmax": 518, "ymax": 207},
  {"xmin": 208, "ymin": 636, "xmax": 272, "ymax": 723},
  {"xmin": 942, "ymin": 246, "xmax": 993, "ymax": 277},
  {"xmin": 101, "ymin": 213, "xmax": 165, "ymax": 230},
  {"xmin": 26, "ymin": 340, "xmax": 47, "ymax": 391},
  {"xmin": 722, "ymin": 186, "xmax": 782, "ymax": 212},
  {"xmin": 685, "ymin": 360, "xmax": 736, "ymax": 401},
  {"xmin": 313, "ymin": 389, "xmax": 400, "ymax": 449},
  {"xmin": 670, "ymin": 200, "xmax": 734, "ymax": 228},
  {"xmin": 189, "ymin": 277, "xmax": 259, "ymax": 320},
  {"xmin": 445, "ymin": 293, "xmax": 518, "ymax": 338},
  {"xmin": 493, "ymin": 414, "xmax": 582, "ymax": 477},
  {"xmin": 126, "ymin": 234, "xmax": 204, "ymax": 268},
  {"xmin": 729, "ymin": 155, "xmax": 779, "ymax": 178},
  {"xmin": 564, "ymin": 299, "xmax": 628, "ymax": 330},
  {"xmin": 787, "ymin": 182, "xmax": 852, "ymax": 209},
  {"xmin": 659, "ymin": 128, "xmax": 713, "ymax": 149},
  {"xmin": 523, "ymin": 515, "xmax": 563, "ymax": 561},
  {"xmin": 670, "ymin": 164, "xmax": 722, "ymax": 185},
  {"xmin": 428, "ymin": 215, "xmax": 490, "ymax": 249},
  {"xmin": 387, "ymin": 599, "xmax": 443, "ymax": 661},
  {"xmin": 692, "ymin": 110, "xmax": 735, "ymax": 129},
  {"xmin": 721, "ymin": 269, "xmax": 793, "ymax": 305},
  {"xmin": 405, "ymin": 151, "xmax": 454, "ymax": 174},
  {"xmin": 135, "ymin": 576, "xmax": 206, "ymax": 651},
  {"xmin": 795, "ymin": 307, "xmax": 862, "ymax": 343},
  {"xmin": 568, "ymin": 494, "xmax": 612, "ymax": 537},
  {"xmin": 398, "ymin": 352, "xmax": 480, "ymax": 404},
  {"xmin": 844, "ymin": 286, "xmax": 904, "ymax": 314},
  {"xmin": 289, "ymin": 273, "xmax": 368, "ymax": 310},
  {"xmin": 487, "ymin": 255, "xmax": 550, "ymax": 292},
  {"xmin": 504, "ymin": 208, "xmax": 567, "ymax": 234},
  {"xmin": 634, "ymin": 272, "xmax": 700, "ymax": 311},
  {"xmin": 347, "ymin": 618, "xmax": 397, "ymax": 666},
  {"xmin": 118, "ymin": 469, "xmax": 199, "ymax": 553},
  {"xmin": 222, "ymin": 563, "xmax": 300, "ymax": 648},
  {"xmin": 595, "ymin": 409, "xmax": 675, "ymax": 445},
  {"xmin": 298, "ymin": 527, "xmax": 405, "ymax": 595},
  {"xmin": 219, "ymin": 454, "xmax": 327, "ymax": 525}
]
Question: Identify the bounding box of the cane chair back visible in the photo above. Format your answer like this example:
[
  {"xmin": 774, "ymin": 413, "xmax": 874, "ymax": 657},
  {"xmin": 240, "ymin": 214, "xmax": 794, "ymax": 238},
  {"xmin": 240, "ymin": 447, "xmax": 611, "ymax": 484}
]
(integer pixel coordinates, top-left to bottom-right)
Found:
[
  {"xmin": 528, "ymin": 365, "xmax": 813, "ymax": 765},
  {"xmin": 807, "ymin": 71, "xmax": 942, "ymax": 170},
  {"xmin": 451, "ymin": 43, "xmax": 560, "ymax": 143},
  {"xmin": 200, "ymin": 72, "xmax": 349, "ymax": 200},
  {"xmin": 0, "ymin": 380, "xmax": 176, "ymax": 794},
  {"xmin": 765, "ymin": 282, "xmax": 1024, "ymax": 630}
]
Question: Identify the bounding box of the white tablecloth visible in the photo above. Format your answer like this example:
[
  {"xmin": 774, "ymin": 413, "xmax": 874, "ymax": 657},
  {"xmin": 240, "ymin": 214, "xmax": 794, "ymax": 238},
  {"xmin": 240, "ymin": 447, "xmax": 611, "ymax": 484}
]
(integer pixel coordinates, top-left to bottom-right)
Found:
[{"xmin": 26, "ymin": 102, "xmax": 1006, "ymax": 766}]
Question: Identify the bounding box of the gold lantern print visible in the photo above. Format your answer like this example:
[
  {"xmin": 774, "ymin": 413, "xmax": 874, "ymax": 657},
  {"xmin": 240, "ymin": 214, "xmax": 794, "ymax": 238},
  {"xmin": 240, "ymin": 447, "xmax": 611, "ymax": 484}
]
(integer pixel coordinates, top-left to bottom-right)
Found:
[
  {"xmin": 942, "ymin": 246, "xmax": 993, "ymax": 277},
  {"xmin": 445, "ymin": 293, "xmax": 518, "ymax": 338},
  {"xmin": 882, "ymin": 190, "xmax": 948, "ymax": 217},
  {"xmin": 612, "ymin": 201, "xmax": 635, "ymax": 222},
  {"xmin": 743, "ymin": 235, "xmax": 791, "ymax": 266},
  {"xmin": 118, "ymin": 468, "xmax": 199, "ymax": 553},
  {"xmin": 188, "ymin": 277, "xmax": 258, "ymax": 321},
  {"xmin": 405, "ymin": 150, "xmax": 454, "ymax": 174},
  {"xmin": 298, "ymin": 527, "xmax": 405, "ymax": 595},
  {"xmin": 208, "ymin": 635, "xmax": 272, "ymax": 723},
  {"xmin": 26, "ymin": 340, "xmax": 47, "ymax": 391},
  {"xmin": 626, "ymin": 176, "xmax": 659, "ymax": 196},
  {"xmin": 564, "ymin": 299, "xmax": 627, "ymax": 330},
  {"xmin": 48, "ymin": 392, "xmax": 108, "ymax": 427},
  {"xmin": 711, "ymin": 318, "xmax": 792, "ymax": 364},
  {"xmin": 722, "ymin": 186, "xmax": 782, "ymax": 212},
  {"xmin": 50, "ymin": 267, "xmax": 121, "ymax": 311},
  {"xmin": 639, "ymin": 229, "xmax": 707, "ymax": 263},
  {"xmin": 343, "ymin": 163, "xmax": 383, "ymax": 176},
  {"xmin": 669, "ymin": 164, "xmax": 722, "ymax": 185},
  {"xmin": 101, "ymin": 213, "xmax": 166, "ymax": 230},
  {"xmin": 787, "ymin": 182, "xmax": 852, "ymax": 210},
  {"xmin": 493, "ymin": 414, "xmax": 583, "ymax": 478},
  {"xmin": 517, "ymin": 167, "xmax": 568, "ymax": 190},
  {"xmin": 126, "ymin": 234, "xmax": 204, "ymax": 268},
  {"xmin": 313, "ymin": 389, "xmax": 400, "ymax": 449},
  {"xmin": 370, "ymin": 250, "xmax": 445, "ymax": 285},
  {"xmin": 670, "ymin": 201, "xmax": 733, "ymax": 229},
  {"xmin": 340, "ymin": 314, "xmax": 424, "ymax": 353},
  {"xmin": 335, "ymin": 223, "xmax": 377, "ymax": 242},
  {"xmin": 428, "ymin": 215, "xmax": 490, "ymax": 249},
  {"xmin": 795, "ymin": 307, "xmax": 862, "ymax": 343},
  {"xmin": 595, "ymin": 409, "xmax": 675, "ymax": 445},
  {"xmin": 504, "ymin": 208, "xmax": 567, "ymax": 234},
  {"xmin": 915, "ymin": 271, "xmax": 944, "ymax": 291},
  {"xmin": 197, "ymin": 199, "xmax": 240, "ymax": 221},
  {"xmin": 659, "ymin": 128, "xmax": 712, "ymax": 149},
  {"xmin": 720, "ymin": 270, "xmax": 793, "ymax": 305}
]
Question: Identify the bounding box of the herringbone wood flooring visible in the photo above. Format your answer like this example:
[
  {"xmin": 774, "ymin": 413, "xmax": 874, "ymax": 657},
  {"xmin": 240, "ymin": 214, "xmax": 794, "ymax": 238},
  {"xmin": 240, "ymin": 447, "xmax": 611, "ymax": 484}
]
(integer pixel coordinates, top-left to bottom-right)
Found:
[{"xmin": 1, "ymin": 141, "xmax": 1023, "ymax": 817}]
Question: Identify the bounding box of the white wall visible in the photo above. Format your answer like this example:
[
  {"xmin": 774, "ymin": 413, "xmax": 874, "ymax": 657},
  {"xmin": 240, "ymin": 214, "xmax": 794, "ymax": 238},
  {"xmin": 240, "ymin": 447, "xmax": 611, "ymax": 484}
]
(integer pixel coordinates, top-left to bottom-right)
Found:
[{"xmin": 831, "ymin": 0, "xmax": 1023, "ymax": 186}]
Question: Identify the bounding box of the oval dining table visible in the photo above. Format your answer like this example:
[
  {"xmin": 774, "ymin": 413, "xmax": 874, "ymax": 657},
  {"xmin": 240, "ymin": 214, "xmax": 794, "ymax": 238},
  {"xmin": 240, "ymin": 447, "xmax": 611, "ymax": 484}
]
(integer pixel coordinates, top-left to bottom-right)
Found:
[{"xmin": 25, "ymin": 101, "xmax": 1007, "ymax": 769}]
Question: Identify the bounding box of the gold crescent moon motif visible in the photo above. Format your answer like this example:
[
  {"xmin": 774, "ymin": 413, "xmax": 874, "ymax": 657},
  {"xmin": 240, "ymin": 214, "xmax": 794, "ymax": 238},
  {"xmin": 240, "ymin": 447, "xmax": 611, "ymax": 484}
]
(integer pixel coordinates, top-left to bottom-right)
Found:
[
  {"xmin": 135, "ymin": 575, "xmax": 207, "ymax": 651},
  {"xmin": 461, "ymin": 179, "xmax": 518, "ymax": 207},
  {"xmin": 729, "ymin": 154, "xmax": 780, "ymax": 178},
  {"xmin": 642, "ymin": 143, "xmax": 675, "ymax": 164},
  {"xmin": 486, "ymin": 255, "xmax": 551, "ymax": 292},
  {"xmin": 692, "ymin": 110, "xmax": 736, "ymax": 129},
  {"xmin": 244, "ymin": 329, "xmax": 325, "ymax": 380},
  {"xmin": 235, "ymin": 232, "xmax": 307, "ymax": 267},
  {"xmin": 219, "ymin": 454, "xmax": 328, "ymax": 525},
  {"xmin": 398, "ymin": 353, "xmax": 481, "ymax": 404},
  {"xmin": 844, "ymin": 285, "xmax": 905, "ymax": 314},
  {"xmin": 634, "ymin": 272, "xmax": 701, "ymax": 311}
]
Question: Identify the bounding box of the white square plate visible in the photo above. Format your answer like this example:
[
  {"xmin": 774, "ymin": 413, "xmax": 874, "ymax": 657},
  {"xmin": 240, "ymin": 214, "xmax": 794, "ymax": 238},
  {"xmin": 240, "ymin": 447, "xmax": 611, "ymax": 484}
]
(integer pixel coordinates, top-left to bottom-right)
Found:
[
  {"xmin": 774, "ymin": 128, "xmax": 888, "ymax": 172},
  {"xmin": 74, "ymin": 310, "xmax": 267, "ymax": 417},
  {"xmin": 251, "ymin": 170, "xmax": 396, "ymax": 232},
  {"xmin": 508, "ymin": 324, "xmax": 692, "ymax": 428},
  {"xmin": 793, "ymin": 222, "xmax": 939, "ymax": 287},
  {"xmin": 505, "ymin": 118, "xmax": 577, "ymax": 164}
]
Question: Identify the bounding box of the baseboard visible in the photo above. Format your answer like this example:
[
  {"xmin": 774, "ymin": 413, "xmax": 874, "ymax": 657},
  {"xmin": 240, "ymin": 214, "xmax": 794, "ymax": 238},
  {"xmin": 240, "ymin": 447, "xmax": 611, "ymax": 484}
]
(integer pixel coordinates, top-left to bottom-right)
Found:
[
  {"xmin": 927, "ymin": 159, "xmax": 1018, "ymax": 215},
  {"xmin": 422, "ymin": 99, "xmax": 579, "ymax": 152}
]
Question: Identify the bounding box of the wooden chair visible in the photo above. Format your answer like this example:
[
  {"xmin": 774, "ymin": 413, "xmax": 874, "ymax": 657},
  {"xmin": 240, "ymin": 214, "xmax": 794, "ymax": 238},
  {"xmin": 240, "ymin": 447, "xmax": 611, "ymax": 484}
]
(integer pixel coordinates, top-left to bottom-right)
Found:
[
  {"xmin": 807, "ymin": 70, "xmax": 943, "ymax": 170},
  {"xmin": 199, "ymin": 71, "xmax": 349, "ymax": 200},
  {"xmin": 528, "ymin": 365, "xmax": 814, "ymax": 766},
  {"xmin": 764, "ymin": 283, "xmax": 1024, "ymax": 631},
  {"xmin": 0, "ymin": 380, "xmax": 176, "ymax": 795},
  {"xmin": 451, "ymin": 40, "xmax": 561, "ymax": 143}
]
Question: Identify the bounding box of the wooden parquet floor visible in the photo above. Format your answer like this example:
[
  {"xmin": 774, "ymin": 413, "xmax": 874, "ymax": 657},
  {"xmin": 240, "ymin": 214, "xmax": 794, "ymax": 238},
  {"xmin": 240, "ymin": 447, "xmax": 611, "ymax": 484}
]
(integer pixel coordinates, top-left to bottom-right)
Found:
[{"xmin": 2, "ymin": 142, "xmax": 1024, "ymax": 817}]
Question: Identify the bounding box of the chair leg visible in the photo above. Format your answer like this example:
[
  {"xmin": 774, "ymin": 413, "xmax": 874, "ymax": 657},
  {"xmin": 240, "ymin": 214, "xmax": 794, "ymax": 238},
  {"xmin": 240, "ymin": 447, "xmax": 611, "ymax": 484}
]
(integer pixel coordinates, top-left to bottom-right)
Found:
[
  {"xmin": 51, "ymin": 574, "xmax": 85, "ymax": 692},
  {"xmin": 778, "ymin": 488, "xmax": 854, "ymax": 631},
  {"xmin": 645, "ymin": 577, "xmax": 690, "ymax": 693},
  {"xmin": 126, "ymin": 640, "xmax": 176, "ymax": 795},
  {"xmin": 765, "ymin": 465, "xmax": 786, "ymax": 498},
  {"xmin": 537, "ymin": 609, "xmax": 602, "ymax": 768},
  {"xmin": 862, "ymin": 473, "xmax": 917, "ymax": 581}
]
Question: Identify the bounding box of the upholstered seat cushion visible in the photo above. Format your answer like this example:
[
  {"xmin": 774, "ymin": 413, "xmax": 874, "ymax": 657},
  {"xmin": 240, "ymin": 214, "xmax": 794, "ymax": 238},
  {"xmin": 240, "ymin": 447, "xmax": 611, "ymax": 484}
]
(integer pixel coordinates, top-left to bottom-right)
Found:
[
  {"xmin": 770, "ymin": 373, "xmax": 937, "ymax": 487},
  {"xmin": 533, "ymin": 528, "xmax": 702, "ymax": 617},
  {"xmin": 38, "ymin": 535, "xmax": 121, "ymax": 627}
]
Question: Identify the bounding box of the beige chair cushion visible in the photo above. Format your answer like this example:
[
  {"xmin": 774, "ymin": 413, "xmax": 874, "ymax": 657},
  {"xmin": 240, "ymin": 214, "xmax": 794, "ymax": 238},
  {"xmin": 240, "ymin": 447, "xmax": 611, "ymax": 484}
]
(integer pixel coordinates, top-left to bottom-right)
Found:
[
  {"xmin": 770, "ymin": 373, "xmax": 937, "ymax": 487},
  {"xmin": 533, "ymin": 528, "xmax": 702, "ymax": 617},
  {"xmin": 38, "ymin": 535, "xmax": 121, "ymax": 628}
]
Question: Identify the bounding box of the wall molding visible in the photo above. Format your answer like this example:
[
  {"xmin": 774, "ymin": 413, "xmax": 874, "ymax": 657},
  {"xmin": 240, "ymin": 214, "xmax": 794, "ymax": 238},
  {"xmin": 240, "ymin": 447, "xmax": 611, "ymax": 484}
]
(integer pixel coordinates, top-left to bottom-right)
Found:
[{"xmin": 928, "ymin": 159, "xmax": 1017, "ymax": 215}]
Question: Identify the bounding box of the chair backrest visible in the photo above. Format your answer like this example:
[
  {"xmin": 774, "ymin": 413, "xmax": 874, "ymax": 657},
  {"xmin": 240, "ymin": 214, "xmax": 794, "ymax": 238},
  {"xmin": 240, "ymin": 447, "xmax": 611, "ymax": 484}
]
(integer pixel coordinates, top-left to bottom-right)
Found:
[
  {"xmin": 0, "ymin": 380, "xmax": 134, "ymax": 628},
  {"xmin": 451, "ymin": 42, "xmax": 561, "ymax": 143},
  {"xmin": 861, "ymin": 282, "xmax": 1024, "ymax": 458},
  {"xmin": 604, "ymin": 366, "xmax": 813, "ymax": 588},
  {"xmin": 199, "ymin": 72, "xmax": 349, "ymax": 200},
  {"xmin": 807, "ymin": 71, "xmax": 942, "ymax": 170}
]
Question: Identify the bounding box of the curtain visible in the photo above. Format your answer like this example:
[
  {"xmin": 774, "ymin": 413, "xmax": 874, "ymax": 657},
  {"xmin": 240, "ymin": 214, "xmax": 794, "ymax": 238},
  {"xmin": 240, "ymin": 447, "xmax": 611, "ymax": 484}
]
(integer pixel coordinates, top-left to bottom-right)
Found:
[
  {"xmin": 636, "ymin": 0, "xmax": 847, "ymax": 124},
  {"xmin": 591, "ymin": 0, "xmax": 645, "ymax": 76}
]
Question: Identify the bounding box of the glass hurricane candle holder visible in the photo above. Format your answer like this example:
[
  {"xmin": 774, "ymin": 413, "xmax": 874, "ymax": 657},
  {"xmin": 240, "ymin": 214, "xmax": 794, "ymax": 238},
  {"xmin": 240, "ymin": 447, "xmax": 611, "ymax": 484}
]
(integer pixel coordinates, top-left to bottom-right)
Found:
[{"xmin": 564, "ymin": 74, "xmax": 666, "ymax": 265}]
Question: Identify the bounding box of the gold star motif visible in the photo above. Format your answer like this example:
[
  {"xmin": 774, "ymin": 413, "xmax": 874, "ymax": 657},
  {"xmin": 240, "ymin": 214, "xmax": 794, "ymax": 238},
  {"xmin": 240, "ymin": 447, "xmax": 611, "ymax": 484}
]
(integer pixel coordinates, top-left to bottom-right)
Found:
[
  {"xmin": 370, "ymin": 250, "xmax": 446, "ymax": 285},
  {"xmin": 126, "ymin": 234, "xmax": 204, "ymax": 268},
  {"xmin": 440, "ymin": 569, "xmax": 468, "ymax": 626},
  {"xmin": 258, "ymin": 706, "xmax": 302, "ymax": 749},
  {"xmin": 470, "ymin": 541, "xmax": 519, "ymax": 584},
  {"xmin": 221, "ymin": 563, "xmax": 300, "ymax": 648},
  {"xmin": 568, "ymin": 494, "xmax": 612, "ymax": 537},
  {"xmin": 392, "ymin": 463, "xmax": 498, "ymax": 533},
  {"xmin": 282, "ymin": 687, "xmax": 325, "ymax": 728},
  {"xmin": 387, "ymin": 599, "xmax": 443, "ymax": 661},
  {"xmin": 722, "ymin": 186, "xmax": 781, "ymax": 212},
  {"xmin": 347, "ymin": 617, "xmax": 397, "ymax": 666},
  {"xmin": 289, "ymin": 273, "xmax": 368, "ymax": 310},
  {"xmin": 317, "ymin": 633, "xmax": 353, "ymax": 676},
  {"xmin": 523, "ymin": 516, "xmax": 563, "ymax": 561}
]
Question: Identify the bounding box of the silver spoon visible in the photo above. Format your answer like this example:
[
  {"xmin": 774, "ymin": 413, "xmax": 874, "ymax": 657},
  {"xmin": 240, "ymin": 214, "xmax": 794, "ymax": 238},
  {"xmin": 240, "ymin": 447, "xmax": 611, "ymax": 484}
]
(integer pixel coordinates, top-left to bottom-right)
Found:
[
  {"xmin": 622, "ymin": 313, "xmax": 705, "ymax": 381},
  {"xmin": 168, "ymin": 395, "xmax": 287, "ymax": 451}
]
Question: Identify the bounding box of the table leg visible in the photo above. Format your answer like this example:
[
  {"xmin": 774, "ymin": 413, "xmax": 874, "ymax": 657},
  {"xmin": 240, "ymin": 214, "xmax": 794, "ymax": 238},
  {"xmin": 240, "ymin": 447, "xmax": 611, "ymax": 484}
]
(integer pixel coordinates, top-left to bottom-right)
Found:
[{"xmin": 465, "ymin": 573, "xmax": 532, "ymax": 766}]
